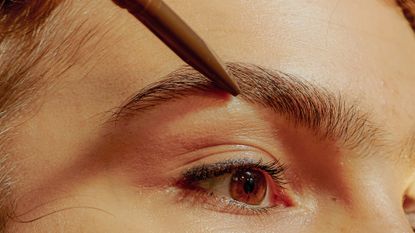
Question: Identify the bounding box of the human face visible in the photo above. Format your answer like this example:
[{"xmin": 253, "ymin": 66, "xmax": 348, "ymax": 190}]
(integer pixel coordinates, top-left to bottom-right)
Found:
[{"xmin": 8, "ymin": 0, "xmax": 415, "ymax": 232}]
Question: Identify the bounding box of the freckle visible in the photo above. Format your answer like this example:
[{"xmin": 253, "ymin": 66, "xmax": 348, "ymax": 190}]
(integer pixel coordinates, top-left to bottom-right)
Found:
[{"xmin": 331, "ymin": 197, "xmax": 337, "ymax": 202}]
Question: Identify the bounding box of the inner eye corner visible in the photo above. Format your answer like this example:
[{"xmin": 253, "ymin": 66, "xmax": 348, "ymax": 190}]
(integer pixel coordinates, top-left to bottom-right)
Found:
[{"xmin": 404, "ymin": 194, "xmax": 413, "ymax": 208}]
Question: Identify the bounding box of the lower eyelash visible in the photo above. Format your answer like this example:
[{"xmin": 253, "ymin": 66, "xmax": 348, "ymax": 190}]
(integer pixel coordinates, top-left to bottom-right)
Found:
[{"xmin": 176, "ymin": 185, "xmax": 274, "ymax": 216}]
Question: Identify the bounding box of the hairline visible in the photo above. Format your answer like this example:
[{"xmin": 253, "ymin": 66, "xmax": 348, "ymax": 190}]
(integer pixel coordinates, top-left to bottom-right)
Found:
[{"xmin": 0, "ymin": 1, "xmax": 107, "ymax": 231}]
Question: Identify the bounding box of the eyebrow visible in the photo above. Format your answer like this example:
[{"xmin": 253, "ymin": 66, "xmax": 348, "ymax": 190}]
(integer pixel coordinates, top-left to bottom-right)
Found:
[{"xmin": 113, "ymin": 62, "xmax": 385, "ymax": 153}]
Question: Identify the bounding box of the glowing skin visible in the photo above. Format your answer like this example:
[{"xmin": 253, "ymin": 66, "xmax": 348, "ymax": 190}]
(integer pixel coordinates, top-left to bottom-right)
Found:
[{"xmin": 7, "ymin": 0, "xmax": 415, "ymax": 232}]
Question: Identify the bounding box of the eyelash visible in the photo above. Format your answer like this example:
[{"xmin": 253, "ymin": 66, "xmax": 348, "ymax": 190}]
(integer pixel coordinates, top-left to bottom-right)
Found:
[{"xmin": 175, "ymin": 158, "xmax": 290, "ymax": 215}]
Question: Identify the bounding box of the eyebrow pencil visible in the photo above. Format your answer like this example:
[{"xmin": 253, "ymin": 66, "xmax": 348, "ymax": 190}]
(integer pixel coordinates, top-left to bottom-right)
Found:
[{"xmin": 113, "ymin": 0, "xmax": 241, "ymax": 96}]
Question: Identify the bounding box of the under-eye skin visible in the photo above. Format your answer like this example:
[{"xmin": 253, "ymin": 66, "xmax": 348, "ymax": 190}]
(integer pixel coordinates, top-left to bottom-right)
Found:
[{"xmin": 175, "ymin": 158, "xmax": 293, "ymax": 215}]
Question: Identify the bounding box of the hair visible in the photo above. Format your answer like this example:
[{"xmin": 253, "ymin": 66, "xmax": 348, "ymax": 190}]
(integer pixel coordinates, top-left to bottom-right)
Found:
[
  {"xmin": 0, "ymin": 0, "xmax": 414, "ymax": 232},
  {"xmin": 0, "ymin": 1, "xmax": 64, "ymax": 231}
]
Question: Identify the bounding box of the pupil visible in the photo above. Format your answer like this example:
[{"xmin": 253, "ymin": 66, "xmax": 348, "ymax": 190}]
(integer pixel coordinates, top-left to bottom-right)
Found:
[{"xmin": 243, "ymin": 174, "xmax": 255, "ymax": 193}]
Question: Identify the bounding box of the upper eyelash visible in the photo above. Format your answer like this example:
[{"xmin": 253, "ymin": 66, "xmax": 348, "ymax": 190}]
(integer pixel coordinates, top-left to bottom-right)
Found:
[{"xmin": 178, "ymin": 158, "xmax": 288, "ymax": 189}]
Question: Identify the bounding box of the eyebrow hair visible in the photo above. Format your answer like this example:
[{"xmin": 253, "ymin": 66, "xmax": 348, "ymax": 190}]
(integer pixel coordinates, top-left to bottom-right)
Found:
[
  {"xmin": 114, "ymin": 62, "xmax": 385, "ymax": 153},
  {"xmin": 396, "ymin": 0, "xmax": 415, "ymax": 32}
]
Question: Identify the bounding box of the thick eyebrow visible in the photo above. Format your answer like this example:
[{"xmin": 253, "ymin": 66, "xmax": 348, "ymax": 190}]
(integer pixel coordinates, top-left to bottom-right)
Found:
[{"xmin": 114, "ymin": 62, "xmax": 385, "ymax": 152}]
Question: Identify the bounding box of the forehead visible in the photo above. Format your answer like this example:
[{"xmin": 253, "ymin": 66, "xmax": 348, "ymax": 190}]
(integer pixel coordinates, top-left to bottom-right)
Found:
[{"xmin": 75, "ymin": 0, "xmax": 415, "ymax": 88}]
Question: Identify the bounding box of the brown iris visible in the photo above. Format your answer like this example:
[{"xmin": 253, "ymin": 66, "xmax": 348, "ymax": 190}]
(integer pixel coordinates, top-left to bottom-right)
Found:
[{"xmin": 229, "ymin": 169, "xmax": 267, "ymax": 205}]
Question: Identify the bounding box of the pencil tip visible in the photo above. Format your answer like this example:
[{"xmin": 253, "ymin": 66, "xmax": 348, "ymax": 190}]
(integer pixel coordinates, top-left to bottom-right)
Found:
[{"xmin": 217, "ymin": 73, "xmax": 241, "ymax": 96}]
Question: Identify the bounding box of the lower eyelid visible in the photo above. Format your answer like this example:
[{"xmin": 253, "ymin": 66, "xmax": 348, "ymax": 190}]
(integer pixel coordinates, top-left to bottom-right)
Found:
[
  {"xmin": 174, "ymin": 186, "xmax": 294, "ymax": 217},
  {"xmin": 176, "ymin": 187, "xmax": 275, "ymax": 216}
]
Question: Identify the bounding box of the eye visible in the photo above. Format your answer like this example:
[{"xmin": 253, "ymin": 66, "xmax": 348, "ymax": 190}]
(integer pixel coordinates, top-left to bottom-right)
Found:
[{"xmin": 176, "ymin": 159, "xmax": 293, "ymax": 214}]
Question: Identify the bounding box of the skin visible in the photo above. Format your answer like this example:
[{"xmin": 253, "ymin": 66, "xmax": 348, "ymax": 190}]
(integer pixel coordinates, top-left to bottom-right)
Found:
[{"xmin": 7, "ymin": 0, "xmax": 415, "ymax": 232}]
